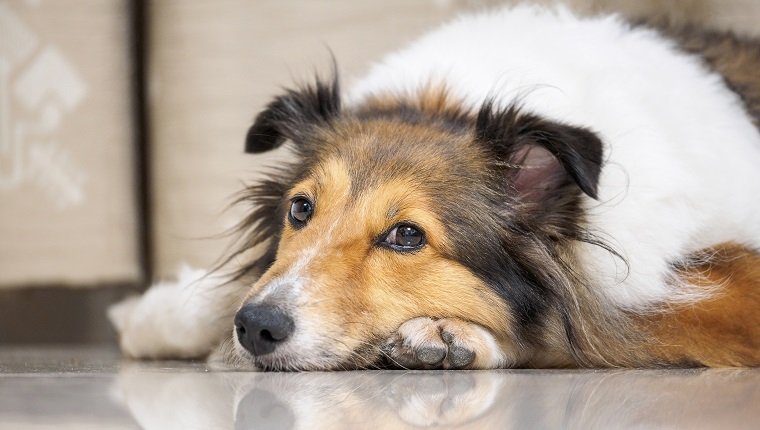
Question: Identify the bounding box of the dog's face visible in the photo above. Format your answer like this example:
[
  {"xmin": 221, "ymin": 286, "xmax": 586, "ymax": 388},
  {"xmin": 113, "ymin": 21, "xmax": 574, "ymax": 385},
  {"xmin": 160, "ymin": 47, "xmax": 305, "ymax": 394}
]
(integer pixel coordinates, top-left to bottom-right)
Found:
[{"xmin": 231, "ymin": 78, "xmax": 603, "ymax": 370}]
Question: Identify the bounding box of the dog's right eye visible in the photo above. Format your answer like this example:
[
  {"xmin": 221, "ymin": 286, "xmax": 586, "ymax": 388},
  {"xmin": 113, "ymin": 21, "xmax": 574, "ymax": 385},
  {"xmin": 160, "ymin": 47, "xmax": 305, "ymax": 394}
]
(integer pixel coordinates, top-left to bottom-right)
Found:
[
  {"xmin": 289, "ymin": 198, "xmax": 313, "ymax": 228},
  {"xmin": 379, "ymin": 224, "xmax": 425, "ymax": 252}
]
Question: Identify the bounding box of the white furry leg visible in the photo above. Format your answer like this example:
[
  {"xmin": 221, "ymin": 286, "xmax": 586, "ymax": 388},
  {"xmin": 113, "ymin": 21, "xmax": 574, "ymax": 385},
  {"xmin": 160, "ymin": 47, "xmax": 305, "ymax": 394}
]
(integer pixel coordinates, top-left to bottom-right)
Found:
[{"xmin": 108, "ymin": 265, "xmax": 244, "ymax": 359}]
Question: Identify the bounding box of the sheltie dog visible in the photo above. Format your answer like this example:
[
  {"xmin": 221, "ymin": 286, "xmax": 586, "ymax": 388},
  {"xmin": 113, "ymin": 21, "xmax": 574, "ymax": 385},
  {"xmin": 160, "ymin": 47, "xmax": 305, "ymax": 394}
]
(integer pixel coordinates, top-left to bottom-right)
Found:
[{"xmin": 111, "ymin": 5, "xmax": 760, "ymax": 370}]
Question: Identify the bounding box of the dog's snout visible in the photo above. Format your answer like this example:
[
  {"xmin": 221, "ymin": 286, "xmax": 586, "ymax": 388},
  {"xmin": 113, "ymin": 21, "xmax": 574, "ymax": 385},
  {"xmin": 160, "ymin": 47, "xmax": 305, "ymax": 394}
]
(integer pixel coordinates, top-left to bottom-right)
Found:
[{"xmin": 235, "ymin": 303, "xmax": 295, "ymax": 356}]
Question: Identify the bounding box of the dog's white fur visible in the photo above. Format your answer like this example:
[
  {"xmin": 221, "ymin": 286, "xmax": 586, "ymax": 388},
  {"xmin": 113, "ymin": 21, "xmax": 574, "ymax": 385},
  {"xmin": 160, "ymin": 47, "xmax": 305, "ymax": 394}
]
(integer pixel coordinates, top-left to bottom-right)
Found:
[
  {"xmin": 109, "ymin": 265, "xmax": 238, "ymax": 358},
  {"xmin": 111, "ymin": 6, "xmax": 760, "ymax": 359}
]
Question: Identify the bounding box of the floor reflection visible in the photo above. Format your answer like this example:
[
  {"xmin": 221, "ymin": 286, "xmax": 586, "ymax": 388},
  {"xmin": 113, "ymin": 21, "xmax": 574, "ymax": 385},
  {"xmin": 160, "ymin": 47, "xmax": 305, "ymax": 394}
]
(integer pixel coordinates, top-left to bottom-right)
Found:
[{"xmin": 114, "ymin": 366, "xmax": 760, "ymax": 430}]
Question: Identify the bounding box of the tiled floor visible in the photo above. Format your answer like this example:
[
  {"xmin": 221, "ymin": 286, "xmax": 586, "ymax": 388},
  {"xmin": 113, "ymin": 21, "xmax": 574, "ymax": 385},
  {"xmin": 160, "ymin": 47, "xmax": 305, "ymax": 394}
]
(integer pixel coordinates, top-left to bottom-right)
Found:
[{"xmin": 1, "ymin": 346, "xmax": 758, "ymax": 429}]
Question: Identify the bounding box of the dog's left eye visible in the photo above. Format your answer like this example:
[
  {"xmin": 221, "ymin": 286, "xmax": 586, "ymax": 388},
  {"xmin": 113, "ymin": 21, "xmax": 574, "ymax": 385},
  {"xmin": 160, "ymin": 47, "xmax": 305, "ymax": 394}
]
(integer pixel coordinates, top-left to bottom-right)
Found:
[
  {"xmin": 289, "ymin": 197, "xmax": 313, "ymax": 228},
  {"xmin": 382, "ymin": 224, "xmax": 425, "ymax": 251}
]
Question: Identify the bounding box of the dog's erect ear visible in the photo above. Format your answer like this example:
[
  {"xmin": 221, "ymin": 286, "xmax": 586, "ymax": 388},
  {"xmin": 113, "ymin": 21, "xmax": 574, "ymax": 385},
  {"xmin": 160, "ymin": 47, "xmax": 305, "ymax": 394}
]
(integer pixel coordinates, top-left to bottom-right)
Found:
[
  {"xmin": 476, "ymin": 101, "xmax": 604, "ymax": 206},
  {"xmin": 245, "ymin": 75, "xmax": 341, "ymax": 153}
]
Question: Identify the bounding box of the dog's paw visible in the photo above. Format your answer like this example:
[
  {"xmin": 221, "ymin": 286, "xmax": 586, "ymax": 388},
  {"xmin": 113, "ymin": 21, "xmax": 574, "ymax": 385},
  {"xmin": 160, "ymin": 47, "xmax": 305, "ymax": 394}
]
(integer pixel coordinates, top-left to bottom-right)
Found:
[{"xmin": 382, "ymin": 317, "xmax": 506, "ymax": 369}]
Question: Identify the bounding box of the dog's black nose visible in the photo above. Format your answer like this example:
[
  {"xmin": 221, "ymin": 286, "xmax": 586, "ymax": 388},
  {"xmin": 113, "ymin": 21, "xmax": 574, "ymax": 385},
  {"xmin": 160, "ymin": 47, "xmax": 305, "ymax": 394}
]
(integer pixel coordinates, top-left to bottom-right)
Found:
[{"xmin": 234, "ymin": 303, "xmax": 295, "ymax": 356}]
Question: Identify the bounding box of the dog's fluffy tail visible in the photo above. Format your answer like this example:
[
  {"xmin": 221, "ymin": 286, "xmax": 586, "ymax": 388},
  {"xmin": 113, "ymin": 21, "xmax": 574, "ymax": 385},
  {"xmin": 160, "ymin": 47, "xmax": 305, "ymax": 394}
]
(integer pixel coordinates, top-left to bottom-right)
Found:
[{"xmin": 108, "ymin": 265, "xmax": 242, "ymax": 359}]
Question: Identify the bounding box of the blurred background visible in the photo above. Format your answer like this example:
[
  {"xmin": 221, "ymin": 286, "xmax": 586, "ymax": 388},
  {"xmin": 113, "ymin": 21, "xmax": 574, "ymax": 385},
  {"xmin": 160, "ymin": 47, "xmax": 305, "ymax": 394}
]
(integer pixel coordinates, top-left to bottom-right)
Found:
[{"xmin": 1, "ymin": 0, "xmax": 758, "ymax": 345}]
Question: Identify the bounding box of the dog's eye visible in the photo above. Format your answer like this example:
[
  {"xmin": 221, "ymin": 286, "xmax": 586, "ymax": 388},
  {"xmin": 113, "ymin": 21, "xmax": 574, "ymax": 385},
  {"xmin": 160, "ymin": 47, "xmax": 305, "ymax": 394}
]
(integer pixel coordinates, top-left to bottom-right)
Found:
[
  {"xmin": 382, "ymin": 224, "xmax": 425, "ymax": 251},
  {"xmin": 289, "ymin": 198, "xmax": 313, "ymax": 227}
]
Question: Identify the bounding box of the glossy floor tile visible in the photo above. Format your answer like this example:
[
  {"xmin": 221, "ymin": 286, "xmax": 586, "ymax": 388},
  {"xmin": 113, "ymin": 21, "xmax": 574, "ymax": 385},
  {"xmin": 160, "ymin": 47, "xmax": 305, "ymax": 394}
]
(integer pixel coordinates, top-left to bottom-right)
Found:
[{"xmin": 1, "ymin": 346, "xmax": 758, "ymax": 429}]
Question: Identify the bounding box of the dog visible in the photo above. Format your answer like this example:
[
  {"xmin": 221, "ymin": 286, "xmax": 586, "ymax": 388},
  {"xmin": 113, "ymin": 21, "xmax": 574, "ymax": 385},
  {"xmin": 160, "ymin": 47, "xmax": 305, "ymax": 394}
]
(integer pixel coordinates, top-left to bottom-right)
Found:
[{"xmin": 110, "ymin": 5, "xmax": 760, "ymax": 370}]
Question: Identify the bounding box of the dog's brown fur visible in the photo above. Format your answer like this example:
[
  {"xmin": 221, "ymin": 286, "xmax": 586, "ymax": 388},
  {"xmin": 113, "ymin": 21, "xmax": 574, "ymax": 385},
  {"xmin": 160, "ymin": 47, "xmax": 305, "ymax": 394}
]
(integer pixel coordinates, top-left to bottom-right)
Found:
[{"xmin": 641, "ymin": 243, "xmax": 760, "ymax": 367}]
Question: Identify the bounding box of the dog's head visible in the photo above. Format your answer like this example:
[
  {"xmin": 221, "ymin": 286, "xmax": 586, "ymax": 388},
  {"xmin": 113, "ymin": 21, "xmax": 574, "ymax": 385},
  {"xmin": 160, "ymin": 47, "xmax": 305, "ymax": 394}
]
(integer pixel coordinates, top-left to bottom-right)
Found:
[{"xmin": 230, "ymin": 75, "xmax": 604, "ymax": 370}]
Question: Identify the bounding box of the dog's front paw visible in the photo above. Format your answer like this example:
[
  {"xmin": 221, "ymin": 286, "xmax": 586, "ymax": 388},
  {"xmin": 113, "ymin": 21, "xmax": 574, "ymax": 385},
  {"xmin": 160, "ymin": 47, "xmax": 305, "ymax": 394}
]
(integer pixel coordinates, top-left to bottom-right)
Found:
[{"xmin": 382, "ymin": 317, "xmax": 506, "ymax": 369}]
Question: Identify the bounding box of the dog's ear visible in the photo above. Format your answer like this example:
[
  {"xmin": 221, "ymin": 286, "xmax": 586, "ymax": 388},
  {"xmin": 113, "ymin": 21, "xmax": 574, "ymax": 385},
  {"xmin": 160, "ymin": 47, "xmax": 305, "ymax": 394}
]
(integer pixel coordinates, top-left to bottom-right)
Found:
[
  {"xmin": 245, "ymin": 75, "xmax": 341, "ymax": 153},
  {"xmin": 476, "ymin": 101, "xmax": 603, "ymax": 208}
]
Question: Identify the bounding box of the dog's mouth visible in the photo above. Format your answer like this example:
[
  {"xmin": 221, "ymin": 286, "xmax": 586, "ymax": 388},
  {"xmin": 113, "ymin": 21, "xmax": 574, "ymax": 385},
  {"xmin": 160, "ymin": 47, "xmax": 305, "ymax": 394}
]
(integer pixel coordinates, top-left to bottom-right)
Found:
[
  {"xmin": 244, "ymin": 348, "xmax": 386, "ymax": 372},
  {"xmin": 229, "ymin": 330, "xmax": 390, "ymax": 371}
]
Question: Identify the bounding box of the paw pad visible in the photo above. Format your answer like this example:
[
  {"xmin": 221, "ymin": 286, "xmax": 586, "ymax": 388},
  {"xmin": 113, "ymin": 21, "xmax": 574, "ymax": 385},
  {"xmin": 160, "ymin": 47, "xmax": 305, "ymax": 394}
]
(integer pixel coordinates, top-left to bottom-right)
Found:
[{"xmin": 417, "ymin": 346, "xmax": 447, "ymax": 365}]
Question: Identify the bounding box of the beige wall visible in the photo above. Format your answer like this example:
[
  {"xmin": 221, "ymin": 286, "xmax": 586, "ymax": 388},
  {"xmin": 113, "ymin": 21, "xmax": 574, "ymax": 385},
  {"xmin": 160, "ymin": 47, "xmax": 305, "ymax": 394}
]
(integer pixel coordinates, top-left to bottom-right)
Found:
[{"xmin": 0, "ymin": 0, "xmax": 140, "ymax": 287}]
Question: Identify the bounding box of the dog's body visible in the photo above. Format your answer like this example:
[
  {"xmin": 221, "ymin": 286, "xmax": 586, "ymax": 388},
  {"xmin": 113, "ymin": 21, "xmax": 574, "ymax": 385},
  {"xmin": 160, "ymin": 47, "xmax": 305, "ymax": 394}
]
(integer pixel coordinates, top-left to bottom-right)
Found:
[{"xmin": 111, "ymin": 6, "xmax": 760, "ymax": 369}]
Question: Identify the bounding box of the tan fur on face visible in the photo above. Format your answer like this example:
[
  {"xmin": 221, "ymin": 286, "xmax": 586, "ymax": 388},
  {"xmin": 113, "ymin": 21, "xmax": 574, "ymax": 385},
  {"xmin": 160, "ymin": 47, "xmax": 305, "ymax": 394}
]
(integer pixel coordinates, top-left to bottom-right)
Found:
[{"xmin": 242, "ymin": 150, "xmax": 512, "ymax": 368}]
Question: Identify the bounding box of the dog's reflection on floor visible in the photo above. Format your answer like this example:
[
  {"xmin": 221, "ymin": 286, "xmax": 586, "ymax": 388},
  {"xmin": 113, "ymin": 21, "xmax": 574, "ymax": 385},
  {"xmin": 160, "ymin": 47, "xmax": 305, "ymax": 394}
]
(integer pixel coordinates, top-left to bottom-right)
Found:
[
  {"xmin": 113, "ymin": 366, "xmax": 759, "ymax": 429},
  {"xmin": 232, "ymin": 371, "xmax": 502, "ymax": 429}
]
